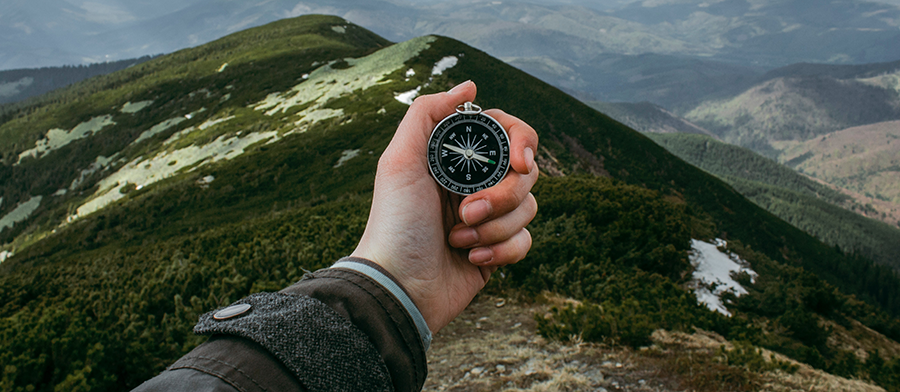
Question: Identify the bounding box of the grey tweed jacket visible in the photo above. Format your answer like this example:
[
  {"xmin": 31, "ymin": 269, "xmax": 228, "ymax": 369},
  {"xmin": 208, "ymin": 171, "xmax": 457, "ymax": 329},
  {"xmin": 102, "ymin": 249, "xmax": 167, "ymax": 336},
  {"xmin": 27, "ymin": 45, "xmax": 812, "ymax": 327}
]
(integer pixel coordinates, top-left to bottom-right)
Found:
[{"xmin": 133, "ymin": 258, "xmax": 429, "ymax": 392}]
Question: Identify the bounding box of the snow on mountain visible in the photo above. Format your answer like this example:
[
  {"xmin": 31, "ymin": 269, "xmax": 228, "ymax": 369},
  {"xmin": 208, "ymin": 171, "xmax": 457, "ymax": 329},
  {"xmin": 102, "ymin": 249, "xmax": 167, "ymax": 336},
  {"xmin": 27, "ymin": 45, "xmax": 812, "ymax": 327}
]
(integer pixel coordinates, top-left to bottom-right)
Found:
[{"xmin": 690, "ymin": 238, "xmax": 758, "ymax": 317}]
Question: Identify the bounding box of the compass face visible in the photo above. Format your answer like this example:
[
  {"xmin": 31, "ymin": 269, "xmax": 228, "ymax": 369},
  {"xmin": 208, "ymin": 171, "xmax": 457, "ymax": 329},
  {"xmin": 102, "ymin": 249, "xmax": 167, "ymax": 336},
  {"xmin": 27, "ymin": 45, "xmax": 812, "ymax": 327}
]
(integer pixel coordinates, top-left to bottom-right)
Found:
[{"xmin": 428, "ymin": 112, "xmax": 510, "ymax": 195}]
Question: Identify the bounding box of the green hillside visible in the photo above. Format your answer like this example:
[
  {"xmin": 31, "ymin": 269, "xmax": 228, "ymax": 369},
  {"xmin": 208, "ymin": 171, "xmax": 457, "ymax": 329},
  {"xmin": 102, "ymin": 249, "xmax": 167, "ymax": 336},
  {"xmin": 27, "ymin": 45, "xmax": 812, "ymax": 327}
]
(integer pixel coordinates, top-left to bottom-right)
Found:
[
  {"xmin": 648, "ymin": 132, "xmax": 900, "ymax": 269},
  {"xmin": 2, "ymin": 15, "xmax": 900, "ymax": 391}
]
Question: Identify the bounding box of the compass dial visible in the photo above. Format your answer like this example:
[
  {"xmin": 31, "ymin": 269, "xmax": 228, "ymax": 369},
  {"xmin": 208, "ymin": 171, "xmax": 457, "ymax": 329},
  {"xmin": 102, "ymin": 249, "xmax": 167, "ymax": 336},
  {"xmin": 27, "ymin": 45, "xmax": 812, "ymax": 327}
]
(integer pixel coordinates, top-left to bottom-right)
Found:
[{"xmin": 428, "ymin": 105, "xmax": 510, "ymax": 195}]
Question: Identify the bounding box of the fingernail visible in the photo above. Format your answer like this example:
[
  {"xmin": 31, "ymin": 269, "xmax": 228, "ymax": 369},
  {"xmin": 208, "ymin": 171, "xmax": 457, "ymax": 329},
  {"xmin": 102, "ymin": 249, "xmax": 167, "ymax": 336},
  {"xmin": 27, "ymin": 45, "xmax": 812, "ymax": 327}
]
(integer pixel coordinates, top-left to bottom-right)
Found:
[
  {"xmin": 469, "ymin": 247, "xmax": 493, "ymax": 265},
  {"xmin": 454, "ymin": 227, "xmax": 480, "ymax": 248},
  {"xmin": 524, "ymin": 147, "xmax": 535, "ymax": 173},
  {"xmin": 448, "ymin": 80, "xmax": 472, "ymax": 95},
  {"xmin": 462, "ymin": 199, "xmax": 491, "ymax": 226}
]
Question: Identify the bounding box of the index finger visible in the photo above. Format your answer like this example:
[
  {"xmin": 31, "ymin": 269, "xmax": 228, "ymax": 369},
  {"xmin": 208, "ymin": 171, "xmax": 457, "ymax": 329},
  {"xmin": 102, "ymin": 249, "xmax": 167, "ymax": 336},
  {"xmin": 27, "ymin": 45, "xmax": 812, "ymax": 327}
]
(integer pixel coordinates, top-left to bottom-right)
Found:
[
  {"xmin": 483, "ymin": 109, "xmax": 538, "ymax": 176},
  {"xmin": 458, "ymin": 110, "xmax": 539, "ymax": 226}
]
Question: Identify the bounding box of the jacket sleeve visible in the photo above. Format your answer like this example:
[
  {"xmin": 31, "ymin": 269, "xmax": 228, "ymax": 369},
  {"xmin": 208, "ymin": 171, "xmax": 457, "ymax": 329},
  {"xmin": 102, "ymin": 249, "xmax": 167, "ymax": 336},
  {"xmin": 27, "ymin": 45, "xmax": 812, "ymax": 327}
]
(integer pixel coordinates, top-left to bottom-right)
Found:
[{"xmin": 132, "ymin": 257, "xmax": 430, "ymax": 392}]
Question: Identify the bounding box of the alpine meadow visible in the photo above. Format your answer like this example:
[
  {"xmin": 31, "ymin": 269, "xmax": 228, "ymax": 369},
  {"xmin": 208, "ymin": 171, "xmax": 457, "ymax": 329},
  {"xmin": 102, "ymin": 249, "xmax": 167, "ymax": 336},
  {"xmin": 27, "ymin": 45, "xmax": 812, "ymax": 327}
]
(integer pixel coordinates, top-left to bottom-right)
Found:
[{"xmin": 2, "ymin": 15, "xmax": 900, "ymax": 391}]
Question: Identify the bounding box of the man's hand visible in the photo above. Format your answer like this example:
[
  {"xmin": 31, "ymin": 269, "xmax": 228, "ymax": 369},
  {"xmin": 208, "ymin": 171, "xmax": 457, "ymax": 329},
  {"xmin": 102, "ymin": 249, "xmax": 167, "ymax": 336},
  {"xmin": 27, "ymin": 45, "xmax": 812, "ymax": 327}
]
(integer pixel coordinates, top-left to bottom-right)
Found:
[{"xmin": 350, "ymin": 80, "xmax": 539, "ymax": 333}]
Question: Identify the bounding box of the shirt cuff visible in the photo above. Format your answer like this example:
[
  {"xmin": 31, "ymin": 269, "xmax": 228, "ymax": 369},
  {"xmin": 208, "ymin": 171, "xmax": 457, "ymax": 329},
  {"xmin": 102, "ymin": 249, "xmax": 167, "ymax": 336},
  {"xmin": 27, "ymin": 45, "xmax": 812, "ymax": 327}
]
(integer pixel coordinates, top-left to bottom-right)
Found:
[{"xmin": 330, "ymin": 259, "xmax": 433, "ymax": 351}]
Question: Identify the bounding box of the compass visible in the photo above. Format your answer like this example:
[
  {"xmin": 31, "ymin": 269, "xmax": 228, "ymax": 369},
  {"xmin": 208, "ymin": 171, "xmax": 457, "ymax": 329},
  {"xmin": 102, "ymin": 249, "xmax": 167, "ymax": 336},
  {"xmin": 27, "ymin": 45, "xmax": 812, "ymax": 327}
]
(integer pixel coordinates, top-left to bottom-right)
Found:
[{"xmin": 428, "ymin": 102, "xmax": 510, "ymax": 195}]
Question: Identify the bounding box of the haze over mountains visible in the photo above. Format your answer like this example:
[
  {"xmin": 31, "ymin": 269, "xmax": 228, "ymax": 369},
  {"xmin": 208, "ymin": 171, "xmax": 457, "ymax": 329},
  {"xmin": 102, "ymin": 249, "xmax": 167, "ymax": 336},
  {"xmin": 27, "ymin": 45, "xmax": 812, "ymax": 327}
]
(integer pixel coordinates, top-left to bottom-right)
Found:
[
  {"xmin": 6, "ymin": 0, "xmax": 900, "ymax": 111},
  {"xmin": 6, "ymin": 0, "xmax": 900, "ymax": 70}
]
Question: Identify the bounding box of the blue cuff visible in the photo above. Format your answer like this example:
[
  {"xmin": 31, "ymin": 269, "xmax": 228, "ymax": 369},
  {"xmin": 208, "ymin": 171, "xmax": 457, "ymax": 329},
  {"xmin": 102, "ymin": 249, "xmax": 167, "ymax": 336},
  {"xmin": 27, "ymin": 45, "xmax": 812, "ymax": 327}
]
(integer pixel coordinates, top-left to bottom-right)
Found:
[{"xmin": 330, "ymin": 261, "xmax": 433, "ymax": 351}]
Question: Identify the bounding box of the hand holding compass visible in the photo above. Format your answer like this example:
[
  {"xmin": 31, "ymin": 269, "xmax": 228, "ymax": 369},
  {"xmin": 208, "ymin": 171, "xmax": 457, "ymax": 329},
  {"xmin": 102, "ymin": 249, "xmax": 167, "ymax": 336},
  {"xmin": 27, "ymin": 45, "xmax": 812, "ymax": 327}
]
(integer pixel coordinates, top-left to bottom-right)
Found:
[{"xmin": 350, "ymin": 81, "xmax": 538, "ymax": 333}]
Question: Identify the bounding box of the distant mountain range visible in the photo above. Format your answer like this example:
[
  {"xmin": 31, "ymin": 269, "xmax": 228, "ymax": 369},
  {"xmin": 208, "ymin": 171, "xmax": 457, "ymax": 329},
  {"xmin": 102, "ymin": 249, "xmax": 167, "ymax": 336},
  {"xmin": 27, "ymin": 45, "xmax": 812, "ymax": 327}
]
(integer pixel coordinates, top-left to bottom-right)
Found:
[
  {"xmin": 0, "ymin": 57, "xmax": 152, "ymax": 105},
  {"xmin": 3, "ymin": 15, "xmax": 900, "ymax": 391},
  {"xmin": 5, "ymin": 0, "xmax": 900, "ymax": 105},
  {"xmin": 685, "ymin": 60, "xmax": 900, "ymax": 153}
]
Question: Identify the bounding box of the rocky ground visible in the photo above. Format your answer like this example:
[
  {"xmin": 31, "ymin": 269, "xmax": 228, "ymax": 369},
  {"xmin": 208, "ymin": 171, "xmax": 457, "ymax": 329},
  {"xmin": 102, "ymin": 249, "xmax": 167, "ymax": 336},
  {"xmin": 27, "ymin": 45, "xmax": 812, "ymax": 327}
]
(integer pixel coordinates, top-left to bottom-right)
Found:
[{"xmin": 423, "ymin": 293, "xmax": 885, "ymax": 392}]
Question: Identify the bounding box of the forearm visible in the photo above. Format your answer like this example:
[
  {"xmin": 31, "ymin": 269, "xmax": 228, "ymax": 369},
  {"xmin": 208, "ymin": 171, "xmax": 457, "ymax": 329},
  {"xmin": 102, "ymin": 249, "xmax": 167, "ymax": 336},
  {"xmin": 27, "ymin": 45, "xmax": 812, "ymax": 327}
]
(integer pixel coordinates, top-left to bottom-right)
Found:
[{"xmin": 133, "ymin": 258, "xmax": 430, "ymax": 392}]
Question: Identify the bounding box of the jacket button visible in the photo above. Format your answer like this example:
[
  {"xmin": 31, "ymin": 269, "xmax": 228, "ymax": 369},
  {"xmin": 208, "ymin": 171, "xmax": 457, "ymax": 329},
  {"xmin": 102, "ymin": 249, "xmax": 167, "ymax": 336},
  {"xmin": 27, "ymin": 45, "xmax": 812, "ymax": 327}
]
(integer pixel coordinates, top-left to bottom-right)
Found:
[{"xmin": 213, "ymin": 303, "xmax": 252, "ymax": 320}]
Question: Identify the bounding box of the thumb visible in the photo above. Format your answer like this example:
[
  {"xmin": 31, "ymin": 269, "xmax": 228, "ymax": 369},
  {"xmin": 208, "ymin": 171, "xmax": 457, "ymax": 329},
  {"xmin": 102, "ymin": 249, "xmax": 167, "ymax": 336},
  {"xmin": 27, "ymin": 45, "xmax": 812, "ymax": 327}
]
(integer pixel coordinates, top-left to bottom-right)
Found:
[{"xmin": 389, "ymin": 81, "xmax": 478, "ymax": 158}]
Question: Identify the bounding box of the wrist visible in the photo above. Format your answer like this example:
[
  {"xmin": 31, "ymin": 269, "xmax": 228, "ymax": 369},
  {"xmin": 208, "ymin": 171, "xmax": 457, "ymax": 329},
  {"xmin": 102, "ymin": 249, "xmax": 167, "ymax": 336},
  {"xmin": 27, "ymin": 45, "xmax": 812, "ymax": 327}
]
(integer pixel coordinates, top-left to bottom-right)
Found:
[{"xmin": 332, "ymin": 257, "xmax": 433, "ymax": 350}]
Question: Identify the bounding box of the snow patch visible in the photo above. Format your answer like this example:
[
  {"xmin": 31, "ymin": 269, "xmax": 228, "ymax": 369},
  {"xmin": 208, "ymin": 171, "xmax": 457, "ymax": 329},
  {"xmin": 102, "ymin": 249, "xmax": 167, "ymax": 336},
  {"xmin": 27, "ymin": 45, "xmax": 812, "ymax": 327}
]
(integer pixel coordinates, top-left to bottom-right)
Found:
[
  {"xmin": 17, "ymin": 115, "xmax": 115, "ymax": 163},
  {"xmin": 334, "ymin": 149, "xmax": 360, "ymax": 168},
  {"xmin": 0, "ymin": 196, "xmax": 43, "ymax": 233},
  {"xmin": 253, "ymin": 36, "xmax": 436, "ymax": 131},
  {"xmin": 689, "ymin": 238, "xmax": 757, "ymax": 317},
  {"xmin": 432, "ymin": 56, "xmax": 458, "ymax": 76},
  {"xmin": 199, "ymin": 116, "xmax": 236, "ymax": 131},
  {"xmin": 121, "ymin": 100, "xmax": 153, "ymax": 113},
  {"xmin": 70, "ymin": 155, "xmax": 116, "ymax": 190},
  {"xmin": 72, "ymin": 131, "xmax": 277, "ymax": 221},
  {"xmin": 134, "ymin": 117, "xmax": 187, "ymax": 145},
  {"xmin": 332, "ymin": 25, "xmax": 346, "ymax": 34},
  {"xmin": 395, "ymin": 87, "xmax": 421, "ymax": 105},
  {"xmin": 0, "ymin": 250, "xmax": 12, "ymax": 263},
  {"xmin": 197, "ymin": 175, "xmax": 215, "ymax": 189},
  {"xmin": 405, "ymin": 68, "xmax": 416, "ymax": 77},
  {"xmin": 218, "ymin": 63, "xmax": 229, "ymax": 73}
]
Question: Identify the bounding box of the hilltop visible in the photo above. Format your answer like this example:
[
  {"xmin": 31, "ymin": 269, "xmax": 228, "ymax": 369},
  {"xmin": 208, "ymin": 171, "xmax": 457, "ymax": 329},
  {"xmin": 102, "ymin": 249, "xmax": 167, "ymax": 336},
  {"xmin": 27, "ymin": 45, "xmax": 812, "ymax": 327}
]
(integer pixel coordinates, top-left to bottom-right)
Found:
[{"xmin": 1, "ymin": 15, "xmax": 899, "ymax": 391}]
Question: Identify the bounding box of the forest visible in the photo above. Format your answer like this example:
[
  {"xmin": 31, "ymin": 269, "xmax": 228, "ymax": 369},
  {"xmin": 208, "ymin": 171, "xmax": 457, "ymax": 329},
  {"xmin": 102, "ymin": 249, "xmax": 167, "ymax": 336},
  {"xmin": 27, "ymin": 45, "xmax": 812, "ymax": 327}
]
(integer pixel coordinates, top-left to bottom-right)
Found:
[{"xmin": 649, "ymin": 132, "xmax": 900, "ymax": 270}]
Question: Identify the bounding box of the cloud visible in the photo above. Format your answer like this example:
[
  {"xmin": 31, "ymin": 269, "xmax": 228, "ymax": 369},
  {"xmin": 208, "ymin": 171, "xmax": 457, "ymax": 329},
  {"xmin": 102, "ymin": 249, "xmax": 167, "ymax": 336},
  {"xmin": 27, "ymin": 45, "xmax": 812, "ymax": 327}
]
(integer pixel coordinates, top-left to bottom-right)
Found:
[{"xmin": 74, "ymin": 1, "xmax": 136, "ymax": 24}]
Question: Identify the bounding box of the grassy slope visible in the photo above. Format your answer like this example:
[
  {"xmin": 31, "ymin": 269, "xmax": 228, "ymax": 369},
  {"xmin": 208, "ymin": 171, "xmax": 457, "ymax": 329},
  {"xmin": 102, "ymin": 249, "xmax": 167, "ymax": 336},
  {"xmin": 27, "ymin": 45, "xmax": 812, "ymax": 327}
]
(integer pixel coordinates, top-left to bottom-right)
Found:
[
  {"xmin": 2, "ymin": 14, "xmax": 900, "ymax": 391},
  {"xmin": 649, "ymin": 132, "xmax": 900, "ymax": 269},
  {"xmin": 0, "ymin": 15, "xmax": 392, "ymax": 244}
]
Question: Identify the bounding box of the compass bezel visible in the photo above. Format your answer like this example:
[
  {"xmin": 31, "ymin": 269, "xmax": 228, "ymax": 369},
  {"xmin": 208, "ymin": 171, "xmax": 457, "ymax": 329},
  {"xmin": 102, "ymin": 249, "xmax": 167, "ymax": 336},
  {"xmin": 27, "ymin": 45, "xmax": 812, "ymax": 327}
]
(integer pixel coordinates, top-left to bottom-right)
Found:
[{"xmin": 427, "ymin": 111, "xmax": 510, "ymax": 195}]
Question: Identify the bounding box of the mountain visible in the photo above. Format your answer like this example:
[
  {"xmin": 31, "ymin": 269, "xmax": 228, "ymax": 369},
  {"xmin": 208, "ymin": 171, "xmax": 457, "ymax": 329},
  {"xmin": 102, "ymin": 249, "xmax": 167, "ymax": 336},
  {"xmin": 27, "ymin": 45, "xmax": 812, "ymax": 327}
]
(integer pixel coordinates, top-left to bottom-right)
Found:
[
  {"xmin": 685, "ymin": 60, "xmax": 900, "ymax": 153},
  {"xmin": 649, "ymin": 132, "xmax": 900, "ymax": 269},
  {"xmin": 681, "ymin": 60, "xmax": 900, "ymax": 225},
  {"xmin": 778, "ymin": 121, "xmax": 900, "ymax": 207},
  {"xmin": 2, "ymin": 15, "xmax": 900, "ymax": 391}
]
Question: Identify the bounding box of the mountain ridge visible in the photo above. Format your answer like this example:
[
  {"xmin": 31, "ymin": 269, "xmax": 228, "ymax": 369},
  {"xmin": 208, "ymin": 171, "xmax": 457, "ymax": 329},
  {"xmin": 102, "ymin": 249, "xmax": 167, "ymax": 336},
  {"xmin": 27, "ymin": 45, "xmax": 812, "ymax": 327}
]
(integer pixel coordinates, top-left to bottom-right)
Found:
[{"xmin": 2, "ymin": 15, "xmax": 900, "ymax": 391}]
